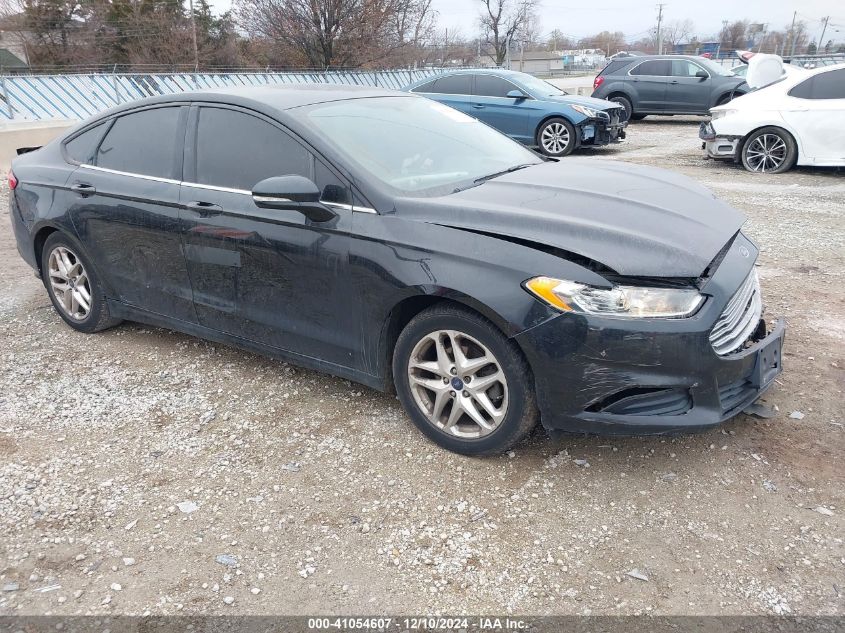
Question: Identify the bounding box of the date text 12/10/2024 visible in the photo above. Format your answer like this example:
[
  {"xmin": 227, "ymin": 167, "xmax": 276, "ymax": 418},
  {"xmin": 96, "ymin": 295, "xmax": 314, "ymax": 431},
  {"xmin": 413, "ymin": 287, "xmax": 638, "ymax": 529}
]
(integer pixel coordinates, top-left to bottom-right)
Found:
[{"xmin": 307, "ymin": 617, "xmax": 529, "ymax": 630}]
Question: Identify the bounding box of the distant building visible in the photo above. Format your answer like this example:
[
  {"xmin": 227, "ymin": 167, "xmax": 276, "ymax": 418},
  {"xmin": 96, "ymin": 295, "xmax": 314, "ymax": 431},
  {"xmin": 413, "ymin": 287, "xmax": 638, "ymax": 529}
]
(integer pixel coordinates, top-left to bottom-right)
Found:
[
  {"xmin": 0, "ymin": 14, "xmax": 31, "ymax": 73},
  {"xmin": 559, "ymin": 49, "xmax": 607, "ymax": 69},
  {"xmin": 514, "ymin": 50, "xmax": 565, "ymax": 74}
]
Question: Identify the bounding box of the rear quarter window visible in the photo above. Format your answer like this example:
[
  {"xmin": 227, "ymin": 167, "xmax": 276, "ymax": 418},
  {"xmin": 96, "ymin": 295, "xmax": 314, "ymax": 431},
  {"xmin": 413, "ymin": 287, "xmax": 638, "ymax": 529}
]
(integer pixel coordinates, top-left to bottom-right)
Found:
[
  {"xmin": 411, "ymin": 79, "xmax": 438, "ymax": 93},
  {"xmin": 63, "ymin": 122, "xmax": 108, "ymax": 164},
  {"xmin": 428, "ymin": 74, "xmax": 472, "ymax": 95},
  {"xmin": 600, "ymin": 60, "xmax": 630, "ymax": 76}
]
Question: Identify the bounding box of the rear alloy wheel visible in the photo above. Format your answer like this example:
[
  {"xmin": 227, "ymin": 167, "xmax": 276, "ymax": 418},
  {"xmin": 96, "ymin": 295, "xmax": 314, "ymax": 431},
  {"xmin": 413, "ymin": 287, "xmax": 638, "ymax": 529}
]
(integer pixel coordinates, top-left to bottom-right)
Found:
[
  {"xmin": 537, "ymin": 118, "xmax": 576, "ymax": 157},
  {"xmin": 41, "ymin": 232, "xmax": 121, "ymax": 333},
  {"xmin": 741, "ymin": 127, "xmax": 797, "ymax": 174},
  {"xmin": 393, "ymin": 305, "xmax": 537, "ymax": 455}
]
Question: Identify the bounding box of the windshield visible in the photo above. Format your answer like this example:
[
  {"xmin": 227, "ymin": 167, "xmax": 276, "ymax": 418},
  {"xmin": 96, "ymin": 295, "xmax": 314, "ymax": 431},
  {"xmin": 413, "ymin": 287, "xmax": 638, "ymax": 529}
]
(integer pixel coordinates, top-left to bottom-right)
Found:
[
  {"xmin": 513, "ymin": 74, "xmax": 566, "ymax": 97},
  {"xmin": 298, "ymin": 96, "xmax": 541, "ymax": 196},
  {"xmin": 697, "ymin": 58, "xmax": 733, "ymax": 76}
]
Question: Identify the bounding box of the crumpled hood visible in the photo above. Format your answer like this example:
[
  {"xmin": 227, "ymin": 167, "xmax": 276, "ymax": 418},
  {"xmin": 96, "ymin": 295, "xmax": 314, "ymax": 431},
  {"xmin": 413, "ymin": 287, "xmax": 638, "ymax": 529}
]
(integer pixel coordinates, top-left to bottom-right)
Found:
[
  {"xmin": 397, "ymin": 159, "xmax": 745, "ymax": 278},
  {"xmin": 544, "ymin": 93, "xmax": 622, "ymax": 111}
]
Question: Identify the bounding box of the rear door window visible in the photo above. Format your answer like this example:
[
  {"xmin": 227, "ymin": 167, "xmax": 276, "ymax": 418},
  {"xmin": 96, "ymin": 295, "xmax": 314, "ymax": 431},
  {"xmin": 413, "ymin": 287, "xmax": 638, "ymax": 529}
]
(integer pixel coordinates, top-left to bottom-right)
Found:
[
  {"xmin": 790, "ymin": 69, "xmax": 845, "ymax": 99},
  {"xmin": 429, "ymin": 74, "xmax": 472, "ymax": 95},
  {"xmin": 96, "ymin": 107, "xmax": 182, "ymax": 178},
  {"xmin": 631, "ymin": 60, "xmax": 672, "ymax": 76},
  {"xmin": 194, "ymin": 107, "xmax": 311, "ymax": 191}
]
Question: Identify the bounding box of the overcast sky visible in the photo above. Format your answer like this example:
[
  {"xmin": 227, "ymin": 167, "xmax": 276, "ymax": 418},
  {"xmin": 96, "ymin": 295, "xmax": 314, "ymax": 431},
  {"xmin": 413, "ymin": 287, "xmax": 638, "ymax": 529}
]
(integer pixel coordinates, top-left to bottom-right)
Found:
[{"xmin": 211, "ymin": 0, "xmax": 844, "ymax": 45}]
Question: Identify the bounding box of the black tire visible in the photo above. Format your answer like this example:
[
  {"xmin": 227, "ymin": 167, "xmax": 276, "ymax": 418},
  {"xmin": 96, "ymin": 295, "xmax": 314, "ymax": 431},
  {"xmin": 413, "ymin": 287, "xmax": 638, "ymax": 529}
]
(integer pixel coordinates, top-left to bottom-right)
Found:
[
  {"xmin": 41, "ymin": 232, "xmax": 121, "ymax": 333},
  {"xmin": 392, "ymin": 303, "xmax": 538, "ymax": 456},
  {"xmin": 740, "ymin": 127, "xmax": 797, "ymax": 174},
  {"xmin": 536, "ymin": 117, "xmax": 577, "ymax": 158},
  {"xmin": 716, "ymin": 91, "xmax": 740, "ymax": 106},
  {"xmin": 608, "ymin": 95, "xmax": 632, "ymax": 122}
]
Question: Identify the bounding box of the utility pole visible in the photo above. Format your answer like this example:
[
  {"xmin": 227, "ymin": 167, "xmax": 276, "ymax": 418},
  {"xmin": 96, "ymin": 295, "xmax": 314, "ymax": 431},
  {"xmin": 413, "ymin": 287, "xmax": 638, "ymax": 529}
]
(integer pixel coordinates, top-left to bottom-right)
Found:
[
  {"xmin": 787, "ymin": 10, "xmax": 797, "ymax": 57},
  {"xmin": 656, "ymin": 3, "xmax": 666, "ymax": 55},
  {"xmin": 188, "ymin": 0, "xmax": 199, "ymax": 71},
  {"xmin": 817, "ymin": 16, "xmax": 830, "ymax": 54}
]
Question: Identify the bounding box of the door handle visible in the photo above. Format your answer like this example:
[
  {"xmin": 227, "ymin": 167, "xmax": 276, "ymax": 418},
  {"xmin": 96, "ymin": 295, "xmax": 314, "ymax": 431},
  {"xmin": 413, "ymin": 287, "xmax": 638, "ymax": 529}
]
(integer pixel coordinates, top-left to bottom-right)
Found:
[
  {"xmin": 472, "ymin": 104, "xmax": 485, "ymax": 109},
  {"xmin": 185, "ymin": 201, "xmax": 224, "ymax": 217},
  {"xmin": 70, "ymin": 183, "xmax": 96, "ymax": 196},
  {"xmin": 670, "ymin": 80, "xmax": 679, "ymax": 84}
]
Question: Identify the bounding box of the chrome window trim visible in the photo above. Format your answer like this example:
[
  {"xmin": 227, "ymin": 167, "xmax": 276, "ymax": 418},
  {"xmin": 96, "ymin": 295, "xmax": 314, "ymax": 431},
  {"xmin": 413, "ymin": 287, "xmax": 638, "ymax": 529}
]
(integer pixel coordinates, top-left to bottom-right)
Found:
[
  {"xmin": 80, "ymin": 164, "xmax": 181, "ymax": 185},
  {"xmin": 626, "ymin": 58, "xmax": 711, "ymax": 79},
  {"xmin": 79, "ymin": 165, "xmax": 378, "ymax": 214},
  {"xmin": 182, "ymin": 180, "xmax": 251, "ymax": 195}
]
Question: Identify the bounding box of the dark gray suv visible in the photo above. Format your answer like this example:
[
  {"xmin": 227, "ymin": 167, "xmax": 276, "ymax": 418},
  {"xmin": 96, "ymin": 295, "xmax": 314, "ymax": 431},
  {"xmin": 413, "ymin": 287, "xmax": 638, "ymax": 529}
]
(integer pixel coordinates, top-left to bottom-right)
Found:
[{"xmin": 592, "ymin": 55, "xmax": 748, "ymax": 121}]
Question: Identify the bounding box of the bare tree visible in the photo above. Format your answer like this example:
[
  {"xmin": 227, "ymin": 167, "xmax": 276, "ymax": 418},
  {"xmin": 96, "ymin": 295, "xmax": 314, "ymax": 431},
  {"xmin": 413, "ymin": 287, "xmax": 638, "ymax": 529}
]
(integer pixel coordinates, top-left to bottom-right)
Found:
[
  {"xmin": 719, "ymin": 19, "xmax": 748, "ymax": 51},
  {"xmin": 660, "ymin": 19, "xmax": 694, "ymax": 48},
  {"xmin": 544, "ymin": 28, "xmax": 574, "ymax": 51},
  {"xmin": 477, "ymin": 0, "xmax": 536, "ymax": 66},
  {"xmin": 236, "ymin": 0, "xmax": 434, "ymax": 68},
  {"xmin": 578, "ymin": 30, "xmax": 625, "ymax": 56}
]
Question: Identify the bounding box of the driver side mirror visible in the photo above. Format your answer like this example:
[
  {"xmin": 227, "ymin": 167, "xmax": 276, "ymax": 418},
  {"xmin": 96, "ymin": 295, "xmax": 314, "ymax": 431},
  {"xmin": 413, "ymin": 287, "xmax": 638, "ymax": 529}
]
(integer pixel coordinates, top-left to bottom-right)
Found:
[
  {"xmin": 251, "ymin": 175, "xmax": 336, "ymax": 223},
  {"xmin": 506, "ymin": 89, "xmax": 528, "ymax": 99},
  {"xmin": 695, "ymin": 70, "xmax": 709, "ymax": 80}
]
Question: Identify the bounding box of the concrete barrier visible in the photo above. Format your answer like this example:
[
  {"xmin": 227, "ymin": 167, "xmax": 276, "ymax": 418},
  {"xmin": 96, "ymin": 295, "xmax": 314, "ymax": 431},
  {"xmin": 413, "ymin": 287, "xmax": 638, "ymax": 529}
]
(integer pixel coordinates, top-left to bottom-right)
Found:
[{"xmin": 0, "ymin": 121, "xmax": 75, "ymax": 171}]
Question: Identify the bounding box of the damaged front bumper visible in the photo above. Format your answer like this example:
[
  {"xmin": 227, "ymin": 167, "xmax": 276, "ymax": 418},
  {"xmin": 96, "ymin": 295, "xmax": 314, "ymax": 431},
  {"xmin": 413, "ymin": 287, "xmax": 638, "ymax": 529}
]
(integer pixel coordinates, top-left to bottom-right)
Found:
[
  {"xmin": 700, "ymin": 121, "xmax": 740, "ymax": 160},
  {"xmin": 514, "ymin": 236, "xmax": 786, "ymax": 435},
  {"xmin": 580, "ymin": 111, "xmax": 627, "ymax": 147}
]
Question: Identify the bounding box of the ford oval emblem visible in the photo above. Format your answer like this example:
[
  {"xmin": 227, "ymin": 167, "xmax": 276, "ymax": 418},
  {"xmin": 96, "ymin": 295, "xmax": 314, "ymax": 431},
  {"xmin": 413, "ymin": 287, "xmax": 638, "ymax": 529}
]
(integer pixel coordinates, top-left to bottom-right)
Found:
[{"xmin": 739, "ymin": 245, "xmax": 750, "ymax": 258}]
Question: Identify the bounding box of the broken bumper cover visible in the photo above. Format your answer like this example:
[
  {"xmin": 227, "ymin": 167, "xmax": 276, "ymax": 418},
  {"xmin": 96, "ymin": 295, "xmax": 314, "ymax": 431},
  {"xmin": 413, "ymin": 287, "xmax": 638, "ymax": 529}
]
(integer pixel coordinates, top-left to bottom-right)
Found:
[
  {"xmin": 516, "ymin": 315, "xmax": 785, "ymax": 435},
  {"xmin": 513, "ymin": 235, "xmax": 785, "ymax": 435},
  {"xmin": 700, "ymin": 122, "xmax": 739, "ymax": 159},
  {"xmin": 581, "ymin": 112, "xmax": 627, "ymax": 146}
]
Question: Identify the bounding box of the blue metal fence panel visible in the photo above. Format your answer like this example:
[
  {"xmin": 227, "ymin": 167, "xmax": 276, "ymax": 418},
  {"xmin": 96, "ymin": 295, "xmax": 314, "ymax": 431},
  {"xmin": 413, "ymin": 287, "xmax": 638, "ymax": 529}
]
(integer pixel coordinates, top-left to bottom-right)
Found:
[{"xmin": 0, "ymin": 68, "xmax": 451, "ymax": 120}]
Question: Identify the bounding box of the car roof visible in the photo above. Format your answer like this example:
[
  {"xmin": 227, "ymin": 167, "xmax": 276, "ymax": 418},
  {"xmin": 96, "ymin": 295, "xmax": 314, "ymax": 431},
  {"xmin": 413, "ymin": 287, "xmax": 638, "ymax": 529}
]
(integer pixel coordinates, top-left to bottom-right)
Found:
[
  {"xmin": 426, "ymin": 68, "xmax": 528, "ymax": 79},
  {"xmin": 89, "ymin": 84, "xmax": 406, "ymax": 119},
  {"xmin": 618, "ymin": 54, "xmax": 709, "ymax": 62}
]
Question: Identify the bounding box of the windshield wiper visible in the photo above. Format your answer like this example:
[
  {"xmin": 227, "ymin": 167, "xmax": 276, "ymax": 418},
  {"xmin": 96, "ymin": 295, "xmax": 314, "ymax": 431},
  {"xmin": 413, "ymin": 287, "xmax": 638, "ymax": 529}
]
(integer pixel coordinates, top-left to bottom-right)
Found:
[{"xmin": 473, "ymin": 163, "xmax": 535, "ymax": 185}]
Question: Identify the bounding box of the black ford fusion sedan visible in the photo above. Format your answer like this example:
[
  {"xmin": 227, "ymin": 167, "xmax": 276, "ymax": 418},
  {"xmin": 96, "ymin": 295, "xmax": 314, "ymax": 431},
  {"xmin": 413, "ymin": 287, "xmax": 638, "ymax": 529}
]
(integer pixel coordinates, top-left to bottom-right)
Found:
[{"xmin": 10, "ymin": 85, "xmax": 785, "ymax": 455}]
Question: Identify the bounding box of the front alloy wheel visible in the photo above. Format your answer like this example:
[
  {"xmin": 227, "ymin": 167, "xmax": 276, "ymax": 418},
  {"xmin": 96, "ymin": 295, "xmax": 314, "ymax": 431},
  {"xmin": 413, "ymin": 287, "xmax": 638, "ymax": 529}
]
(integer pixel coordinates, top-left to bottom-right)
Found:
[
  {"xmin": 537, "ymin": 118, "xmax": 576, "ymax": 157},
  {"xmin": 408, "ymin": 329, "xmax": 508, "ymax": 439},
  {"xmin": 393, "ymin": 304, "xmax": 538, "ymax": 455}
]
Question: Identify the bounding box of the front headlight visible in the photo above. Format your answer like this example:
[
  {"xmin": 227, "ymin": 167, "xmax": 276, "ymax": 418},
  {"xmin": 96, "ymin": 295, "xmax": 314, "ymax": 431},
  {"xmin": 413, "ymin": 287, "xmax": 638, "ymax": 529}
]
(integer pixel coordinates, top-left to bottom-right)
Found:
[
  {"xmin": 710, "ymin": 109, "xmax": 736, "ymax": 120},
  {"xmin": 525, "ymin": 276, "xmax": 705, "ymax": 318},
  {"xmin": 571, "ymin": 104, "xmax": 599, "ymax": 118}
]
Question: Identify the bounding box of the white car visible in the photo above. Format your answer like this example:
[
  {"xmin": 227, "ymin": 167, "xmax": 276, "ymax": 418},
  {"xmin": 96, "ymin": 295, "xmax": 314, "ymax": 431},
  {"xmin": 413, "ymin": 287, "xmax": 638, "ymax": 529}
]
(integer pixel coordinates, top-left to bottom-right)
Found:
[{"xmin": 701, "ymin": 62, "xmax": 845, "ymax": 173}]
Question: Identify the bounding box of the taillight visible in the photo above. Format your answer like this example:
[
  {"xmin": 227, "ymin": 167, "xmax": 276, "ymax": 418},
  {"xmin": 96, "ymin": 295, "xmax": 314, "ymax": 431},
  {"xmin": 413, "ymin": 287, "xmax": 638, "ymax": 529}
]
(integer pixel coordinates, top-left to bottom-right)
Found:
[
  {"xmin": 8, "ymin": 170, "xmax": 17, "ymax": 190},
  {"xmin": 593, "ymin": 76, "xmax": 605, "ymax": 91}
]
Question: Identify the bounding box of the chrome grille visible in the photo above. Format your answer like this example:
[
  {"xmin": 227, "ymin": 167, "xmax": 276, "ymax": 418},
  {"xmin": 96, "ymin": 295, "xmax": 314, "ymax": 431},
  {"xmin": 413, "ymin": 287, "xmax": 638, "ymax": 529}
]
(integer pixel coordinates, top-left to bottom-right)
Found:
[{"xmin": 709, "ymin": 270, "xmax": 763, "ymax": 356}]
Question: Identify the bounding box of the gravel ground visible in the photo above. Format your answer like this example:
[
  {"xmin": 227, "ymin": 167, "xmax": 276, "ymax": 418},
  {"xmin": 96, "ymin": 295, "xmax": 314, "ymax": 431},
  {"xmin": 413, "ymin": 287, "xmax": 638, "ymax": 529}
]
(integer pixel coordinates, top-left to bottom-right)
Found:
[{"xmin": 0, "ymin": 117, "xmax": 843, "ymax": 617}]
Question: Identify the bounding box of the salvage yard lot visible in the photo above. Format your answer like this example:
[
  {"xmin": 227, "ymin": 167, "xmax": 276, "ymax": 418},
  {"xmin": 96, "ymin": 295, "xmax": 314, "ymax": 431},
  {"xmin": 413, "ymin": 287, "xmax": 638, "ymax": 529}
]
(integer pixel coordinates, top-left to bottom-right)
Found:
[{"xmin": 0, "ymin": 117, "xmax": 843, "ymax": 616}]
